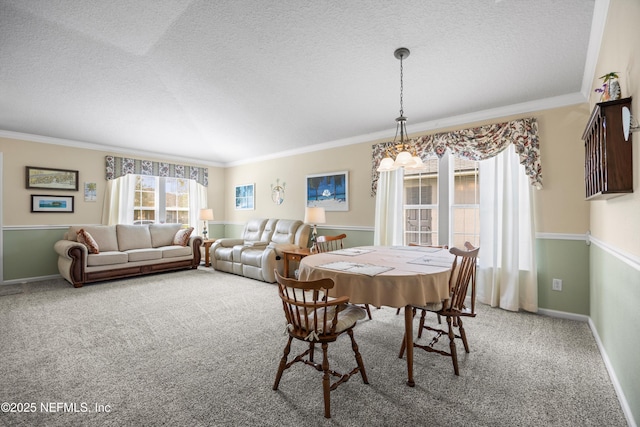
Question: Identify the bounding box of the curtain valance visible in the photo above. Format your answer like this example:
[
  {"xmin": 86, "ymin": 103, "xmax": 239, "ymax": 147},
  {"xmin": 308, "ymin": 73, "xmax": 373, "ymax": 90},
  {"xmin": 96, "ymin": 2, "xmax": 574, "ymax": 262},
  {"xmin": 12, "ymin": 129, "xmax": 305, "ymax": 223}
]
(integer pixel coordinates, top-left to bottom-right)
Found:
[
  {"xmin": 371, "ymin": 117, "xmax": 541, "ymax": 196},
  {"xmin": 105, "ymin": 156, "xmax": 208, "ymax": 187}
]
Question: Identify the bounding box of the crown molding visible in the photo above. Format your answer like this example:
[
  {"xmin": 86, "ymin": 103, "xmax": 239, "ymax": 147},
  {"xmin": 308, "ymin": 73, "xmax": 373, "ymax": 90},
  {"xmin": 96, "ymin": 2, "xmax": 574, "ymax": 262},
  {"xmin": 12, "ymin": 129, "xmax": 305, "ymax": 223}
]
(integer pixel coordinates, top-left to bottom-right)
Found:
[{"xmin": 0, "ymin": 129, "xmax": 225, "ymax": 168}]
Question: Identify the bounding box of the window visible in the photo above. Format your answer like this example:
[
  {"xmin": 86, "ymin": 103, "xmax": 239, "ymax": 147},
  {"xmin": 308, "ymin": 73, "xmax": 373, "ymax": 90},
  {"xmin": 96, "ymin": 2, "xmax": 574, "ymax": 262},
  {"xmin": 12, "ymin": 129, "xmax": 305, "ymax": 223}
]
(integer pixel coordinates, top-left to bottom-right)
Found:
[
  {"xmin": 133, "ymin": 176, "xmax": 190, "ymax": 225},
  {"xmin": 403, "ymin": 151, "xmax": 479, "ymax": 248}
]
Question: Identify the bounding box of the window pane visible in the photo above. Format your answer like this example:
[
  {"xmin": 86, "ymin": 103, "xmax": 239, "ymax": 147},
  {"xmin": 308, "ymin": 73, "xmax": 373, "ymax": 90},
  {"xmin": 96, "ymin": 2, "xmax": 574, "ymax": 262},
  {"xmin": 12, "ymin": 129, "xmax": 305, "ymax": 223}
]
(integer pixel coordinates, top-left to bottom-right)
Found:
[
  {"xmin": 131, "ymin": 175, "xmax": 194, "ymax": 226},
  {"xmin": 453, "ymin": 157, "xmax": 479, "ymax": 204},
  {"xmin": 164, "ymin": 178, "xmax": 190, "ymax": 224},
  {"xmin": 405, "ymin": 208, "xmax": 438, "ymax": 246},
  {"xmin": 452, "ymin": 207, "xmax": 480, "ymax": 248},
  {"xmin": 452, "ymin": 156, "xmax": 479, "ymax": 248}
]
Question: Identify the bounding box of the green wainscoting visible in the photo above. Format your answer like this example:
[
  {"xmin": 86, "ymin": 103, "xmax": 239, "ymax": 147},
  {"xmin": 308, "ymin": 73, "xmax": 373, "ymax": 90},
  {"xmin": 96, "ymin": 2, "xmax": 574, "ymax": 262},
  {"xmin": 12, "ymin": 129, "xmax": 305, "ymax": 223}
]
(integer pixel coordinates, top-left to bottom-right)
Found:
[
  {"xmin": 2, "ymin": 227, "xmax": 590, "ymax": 319},
  {"xmin": 3, "ymin": 228, "xmax": 67, "ymax": 281},
  {"xmin": 536, "ymin": 238, "xmax": 590, "ymax": 315},
  {"xmin": 590, "ymin": 243, "xmax": 640, "ymax": 424}
]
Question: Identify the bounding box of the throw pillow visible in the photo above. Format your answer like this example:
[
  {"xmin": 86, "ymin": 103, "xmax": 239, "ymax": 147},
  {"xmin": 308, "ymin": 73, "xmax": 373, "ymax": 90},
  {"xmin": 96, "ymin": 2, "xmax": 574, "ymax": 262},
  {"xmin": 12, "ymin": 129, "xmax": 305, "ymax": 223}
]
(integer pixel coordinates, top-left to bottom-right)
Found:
[
  {"xmin": 173, "ymin": 227, "xmax": 194, "ymax": 246},
  {"xmin": 77, "ymin": 229, "xmax": 100, "ymax": 254}
]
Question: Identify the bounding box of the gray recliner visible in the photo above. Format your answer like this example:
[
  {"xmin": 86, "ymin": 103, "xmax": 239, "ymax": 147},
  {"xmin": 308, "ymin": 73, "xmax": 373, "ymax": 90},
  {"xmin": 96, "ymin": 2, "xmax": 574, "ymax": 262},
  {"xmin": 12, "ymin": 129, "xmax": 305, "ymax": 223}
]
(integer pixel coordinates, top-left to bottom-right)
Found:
[{"xmin": 211, "ymin": 218, "xmax": 310, "ymax": 283}]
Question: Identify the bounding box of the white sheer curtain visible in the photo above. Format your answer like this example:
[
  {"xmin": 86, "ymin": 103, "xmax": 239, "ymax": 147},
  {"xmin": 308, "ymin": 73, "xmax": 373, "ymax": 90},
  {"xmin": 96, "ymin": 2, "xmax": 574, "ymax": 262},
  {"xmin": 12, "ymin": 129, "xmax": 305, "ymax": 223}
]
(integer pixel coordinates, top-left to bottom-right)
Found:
[
  {"xmin": 477, "ymin": 145, "xmax": 538, "ymax": 312},
  {"xmin": 102, "ymin": 174, "xmax": 136, "ymax": 225},
  {"xmin": 189, "ymin": 180, "xmax": 209, "ymax": 236},
  {"xmin": 373, "ymin": 169, "xmax": 404, "ymax": 246}
]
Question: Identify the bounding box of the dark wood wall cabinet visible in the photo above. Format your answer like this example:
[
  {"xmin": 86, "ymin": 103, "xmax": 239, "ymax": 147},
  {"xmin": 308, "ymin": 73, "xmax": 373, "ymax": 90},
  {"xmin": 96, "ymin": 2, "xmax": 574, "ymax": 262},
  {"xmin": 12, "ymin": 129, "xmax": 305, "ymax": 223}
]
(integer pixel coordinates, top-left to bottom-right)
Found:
[{"xmin": 582, "ymin": 97, "xmax": 633, "ymax": 200}]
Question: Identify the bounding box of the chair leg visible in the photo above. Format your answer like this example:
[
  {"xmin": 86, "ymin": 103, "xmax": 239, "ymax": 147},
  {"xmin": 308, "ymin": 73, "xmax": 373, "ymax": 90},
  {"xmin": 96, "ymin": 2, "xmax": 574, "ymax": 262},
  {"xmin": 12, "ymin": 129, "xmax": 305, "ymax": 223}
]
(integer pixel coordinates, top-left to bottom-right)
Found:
[
  {"xmin": 309, "ymin": 342, "xmax": 315, "ymax": 362},
  {"xmin": 417, "ymin": 309, "xmax": 427, "ymax": 338},
  {"xmin": 273, "ymin": 336, "xmax": 293, "ymax": 390},
  {"xmin": 457, "ymin": 316, "xmax": 470, "ymax": 353},
  {"xmin": 398, "ymin": 333, "xmax": 406, "ymax": 358},
  {"xmin": 363, "ymin": 304, "xmax": 372, "ymax": 320},
  {"xmin": 347, "ymin": 329, "xmax": 369, "ymax": 384},
  {"xmin": 321, "ymin": 342, "xmax": 331, "ymax": 418},
  {"xmin": 446, "ymin": 316, "xmax": 460, "ymax": 376}
]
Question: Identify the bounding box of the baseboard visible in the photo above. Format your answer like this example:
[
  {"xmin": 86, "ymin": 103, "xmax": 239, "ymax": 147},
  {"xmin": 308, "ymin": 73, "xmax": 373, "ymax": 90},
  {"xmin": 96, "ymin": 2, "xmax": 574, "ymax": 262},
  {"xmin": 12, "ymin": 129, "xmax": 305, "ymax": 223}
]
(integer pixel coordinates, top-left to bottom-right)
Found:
[
  {"xmin": 537, "ymin": 308, "xmax": 589, "ymax": 322},
  {"xmin": 0, "ymin": 274, "xmax": 61, "ymax": 286},
  {"xmin": 587, "ymin": 318, "xmax": 637, "ymax": 427}
]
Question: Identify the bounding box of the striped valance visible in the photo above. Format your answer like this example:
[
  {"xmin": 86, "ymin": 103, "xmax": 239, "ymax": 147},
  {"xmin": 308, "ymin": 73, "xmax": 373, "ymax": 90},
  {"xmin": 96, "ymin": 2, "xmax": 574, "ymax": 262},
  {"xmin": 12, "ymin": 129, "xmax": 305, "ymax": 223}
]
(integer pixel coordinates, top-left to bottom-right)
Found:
[
  {"xmin": 105, "ymin": 156, "xmax": 208, "ymax": 187},
  {"xmin": 371, "ymin": 117, "xmax": 541, "ymax": 196}
]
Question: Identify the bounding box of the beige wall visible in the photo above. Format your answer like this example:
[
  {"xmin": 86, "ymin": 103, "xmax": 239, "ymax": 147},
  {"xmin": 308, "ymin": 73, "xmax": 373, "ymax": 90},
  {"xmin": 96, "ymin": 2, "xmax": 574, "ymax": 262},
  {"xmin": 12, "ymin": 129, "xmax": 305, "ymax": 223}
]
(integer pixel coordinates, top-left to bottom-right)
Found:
[
  {"xmin": 0, "ymin": 137, "xmax": 225, "ymax": 226},
  {"xmin": 589, "ymin": 0, "xmax": 640, "ymax": 258},
  {"xmin": 224, "ymin": 104, "xmax": 591, "ymax": 235}
]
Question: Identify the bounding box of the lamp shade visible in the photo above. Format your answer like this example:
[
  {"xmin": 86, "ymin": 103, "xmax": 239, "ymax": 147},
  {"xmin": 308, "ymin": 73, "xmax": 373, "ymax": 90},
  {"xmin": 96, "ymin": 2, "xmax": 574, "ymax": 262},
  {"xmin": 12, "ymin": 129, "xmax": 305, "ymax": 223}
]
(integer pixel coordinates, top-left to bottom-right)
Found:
[
  {"xmin": 199, "ymin": 208, "xmax": 214, "ymax": 221},
  {"xmin": 304, "ymin": 207, "xmax": 326, "ymax": 224},
  {"xmin": 377, "ymin": 156, "xmax": 397, "ymax": 172}
]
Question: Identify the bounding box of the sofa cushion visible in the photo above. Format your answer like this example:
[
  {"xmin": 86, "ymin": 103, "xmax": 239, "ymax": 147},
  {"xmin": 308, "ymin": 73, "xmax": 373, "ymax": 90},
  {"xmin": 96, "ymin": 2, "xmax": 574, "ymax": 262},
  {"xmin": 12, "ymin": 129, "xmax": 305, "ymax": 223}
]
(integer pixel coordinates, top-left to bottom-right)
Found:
[
  {"xmin": 260, "ymin": 219, "xmax": 278, "ymax": 242},
  {"xmin": 87, "ymin": 251, "xmax": 129, "ymax": 267},
  {"xmin": 173, "ymin": 227, "xmax": 194, "ymax": 246},
  {"xmin": 77, "ymin": 229, "xmax": 100, "ymax": 254},
  {"xmin": 270, "ymin": 219, "xmax": 303, "ymax": 244},
  {"xmin": 242, "ymin": 218, "xmax": 268, "ymax": 241},
  {"xmin": 117, "ymin": 225, "xmax": 153, "ymax": 251},
  {"xmin": 162, "ymin": 246, "xmax": 192, "ymax": 258},
  {"xmin": 126, "ymin": 248, "xmax": 163, "ymax": 262},
  {"xmin": 68, "ymin": 225, "xmax": 119, "ymax": 252},
  {"xmin": 149, "ymin": 224, "xmax": 183, "ymax": 248}
]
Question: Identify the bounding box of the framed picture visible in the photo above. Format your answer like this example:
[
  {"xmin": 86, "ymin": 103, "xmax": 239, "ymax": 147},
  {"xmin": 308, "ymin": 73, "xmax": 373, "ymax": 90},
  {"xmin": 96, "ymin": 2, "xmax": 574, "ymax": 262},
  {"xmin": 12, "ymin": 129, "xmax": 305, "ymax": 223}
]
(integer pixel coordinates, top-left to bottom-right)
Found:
[
  {"xmin": 84, "ymin": 182, "xmax": 97, "ymax": 202},
  {"xmin": 235, "ymin": 183, "xmax": 255, "ymax": 210},
  {"xmin": 306, "ymin": 171, "xmax": 349, "ymax": 211},
  {"xmin": 31, "ymin": 195, "xmax": 75, "ymax": 213},
  {"xmin": 26, "ymin": 166, "xmax": 79, "ymax": 191}
]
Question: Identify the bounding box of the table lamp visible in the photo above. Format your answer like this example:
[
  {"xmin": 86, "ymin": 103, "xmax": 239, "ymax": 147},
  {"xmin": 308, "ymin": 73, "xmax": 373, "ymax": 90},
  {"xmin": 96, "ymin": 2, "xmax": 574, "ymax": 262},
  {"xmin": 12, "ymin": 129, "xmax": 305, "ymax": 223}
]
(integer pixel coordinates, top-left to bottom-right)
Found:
[
  {"xmin": 304, "ymin": 206, "xmax": 326, "ymax": 252},
  {"xmin": 199, "ymin": 208, "xmax": 214, "ymax": 239}
]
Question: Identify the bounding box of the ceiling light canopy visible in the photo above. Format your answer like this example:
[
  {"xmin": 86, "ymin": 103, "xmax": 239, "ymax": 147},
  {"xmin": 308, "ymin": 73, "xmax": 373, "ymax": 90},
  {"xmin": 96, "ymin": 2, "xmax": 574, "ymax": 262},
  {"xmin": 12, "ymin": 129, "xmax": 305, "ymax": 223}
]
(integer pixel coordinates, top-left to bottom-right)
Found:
[{"xmin": 377, "ymin": 48, "xmax": 425, "ymax": 172}]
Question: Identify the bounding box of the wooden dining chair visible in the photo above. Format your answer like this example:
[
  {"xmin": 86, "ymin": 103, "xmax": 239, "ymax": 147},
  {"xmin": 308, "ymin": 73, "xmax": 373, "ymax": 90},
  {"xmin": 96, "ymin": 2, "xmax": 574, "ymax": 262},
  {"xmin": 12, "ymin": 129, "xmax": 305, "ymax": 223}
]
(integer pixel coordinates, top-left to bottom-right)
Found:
[
  {"xmin": 315, "ymin": 233, "xmax": 347, "ymax": 252},
  {"xmin": 315, "ymin": 234, "xmax": 372, "ymax": 320},
  {"xmin": 399, "ymin": 242, "xmax": 479, "ymax": 376},
  {"xmin": 273, "ymin": 270, "xmax": 369, "ymax": 419}
]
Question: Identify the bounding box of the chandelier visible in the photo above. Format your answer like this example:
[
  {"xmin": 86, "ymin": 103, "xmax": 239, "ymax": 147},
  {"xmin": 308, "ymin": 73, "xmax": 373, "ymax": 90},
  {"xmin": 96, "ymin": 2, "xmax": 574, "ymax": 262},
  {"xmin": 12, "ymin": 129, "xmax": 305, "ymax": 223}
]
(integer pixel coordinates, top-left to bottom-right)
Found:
[{"xmin": 376, "ymin": 47, "xmax": 424, "ymax": 172}]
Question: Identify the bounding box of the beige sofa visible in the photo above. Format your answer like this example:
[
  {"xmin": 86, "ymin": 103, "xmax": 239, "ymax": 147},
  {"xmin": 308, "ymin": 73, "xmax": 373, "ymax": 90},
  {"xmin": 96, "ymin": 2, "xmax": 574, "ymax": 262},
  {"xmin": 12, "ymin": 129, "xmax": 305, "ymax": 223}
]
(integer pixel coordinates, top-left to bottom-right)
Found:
[
  {"xmin": 54, "ymin": 224, "xmax": 203, "ymax": 287},
  {"xmin": 211, "ymin": 218, "xmax": 310, "ymax": 283}
]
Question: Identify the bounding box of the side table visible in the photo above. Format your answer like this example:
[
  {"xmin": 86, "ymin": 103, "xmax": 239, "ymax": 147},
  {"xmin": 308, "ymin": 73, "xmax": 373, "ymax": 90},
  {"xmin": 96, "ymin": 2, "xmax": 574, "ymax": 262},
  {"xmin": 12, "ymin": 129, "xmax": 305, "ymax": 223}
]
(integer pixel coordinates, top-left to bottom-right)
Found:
[
  {"xmin": 202, "ymin": 239, "xmax": 217, "ymax": 267},
  {"xmin": 282, "ymin": 247, "xmax": 311, "ymax": 278}
]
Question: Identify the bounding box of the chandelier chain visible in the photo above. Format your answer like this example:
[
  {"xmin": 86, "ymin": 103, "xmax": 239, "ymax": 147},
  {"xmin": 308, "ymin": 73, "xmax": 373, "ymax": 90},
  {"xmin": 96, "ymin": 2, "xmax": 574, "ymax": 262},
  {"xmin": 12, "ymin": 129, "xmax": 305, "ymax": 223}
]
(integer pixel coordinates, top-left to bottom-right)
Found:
[{"xmin": 399, "ymin": 54, "xmax": 404, "ymax": 117}]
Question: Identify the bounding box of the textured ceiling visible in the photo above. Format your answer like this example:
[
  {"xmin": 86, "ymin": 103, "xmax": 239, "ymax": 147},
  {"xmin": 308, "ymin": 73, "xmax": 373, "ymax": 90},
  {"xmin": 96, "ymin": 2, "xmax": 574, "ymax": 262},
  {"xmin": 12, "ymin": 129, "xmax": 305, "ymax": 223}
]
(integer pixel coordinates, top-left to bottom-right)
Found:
[{"xmin": 0, "ymin": 0, "xmax": 598, "ymax": 166}]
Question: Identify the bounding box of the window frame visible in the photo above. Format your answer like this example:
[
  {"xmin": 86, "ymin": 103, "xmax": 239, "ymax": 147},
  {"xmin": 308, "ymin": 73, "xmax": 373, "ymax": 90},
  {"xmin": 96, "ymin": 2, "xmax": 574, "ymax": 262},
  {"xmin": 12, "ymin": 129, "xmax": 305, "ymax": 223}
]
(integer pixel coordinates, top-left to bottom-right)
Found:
[{"xmin": 403, "ymin": 150, "xmax": 479, "ymax": 248}]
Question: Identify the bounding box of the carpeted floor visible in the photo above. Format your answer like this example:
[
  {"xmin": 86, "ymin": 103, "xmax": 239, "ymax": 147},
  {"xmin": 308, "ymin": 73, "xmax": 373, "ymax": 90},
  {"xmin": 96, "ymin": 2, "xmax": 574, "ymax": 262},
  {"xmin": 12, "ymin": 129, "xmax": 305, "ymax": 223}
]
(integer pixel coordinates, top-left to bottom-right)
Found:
[{"xmin": 0, "ymin": 268, "xmax": 628, "ymax": 426}]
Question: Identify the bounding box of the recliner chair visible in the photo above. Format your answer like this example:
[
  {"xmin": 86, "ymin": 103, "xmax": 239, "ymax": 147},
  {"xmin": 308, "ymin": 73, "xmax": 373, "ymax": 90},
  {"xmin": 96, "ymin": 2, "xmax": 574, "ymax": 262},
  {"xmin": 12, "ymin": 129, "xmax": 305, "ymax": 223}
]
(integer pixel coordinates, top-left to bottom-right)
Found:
[{"xmin": 211, "ymin": 218, "xmax": 310, "ymax": 283}]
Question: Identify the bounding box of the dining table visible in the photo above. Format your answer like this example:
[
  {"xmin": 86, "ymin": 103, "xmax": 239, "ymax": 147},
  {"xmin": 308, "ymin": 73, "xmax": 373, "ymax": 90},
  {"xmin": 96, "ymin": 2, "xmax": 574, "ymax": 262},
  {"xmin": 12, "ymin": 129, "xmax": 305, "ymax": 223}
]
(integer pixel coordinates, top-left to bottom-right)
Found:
[{"xmin": 297, "ymin": 245, "xmax": 454, "ymax": 387}]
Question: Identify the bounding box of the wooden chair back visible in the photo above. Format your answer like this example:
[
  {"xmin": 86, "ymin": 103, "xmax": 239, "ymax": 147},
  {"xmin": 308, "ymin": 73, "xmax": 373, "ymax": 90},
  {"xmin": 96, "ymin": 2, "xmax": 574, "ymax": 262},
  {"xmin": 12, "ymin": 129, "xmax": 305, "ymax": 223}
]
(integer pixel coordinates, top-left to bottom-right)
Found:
[
  {"xmin": 275, "ymin": 271, "xmax": 349, "ymax": 342},
  {"xmin": 315, "ymin": 234, "xmax": 346, "ymax": 253},
  {"xmin": 445, "ymin": 243, "xmax": 479, "ymax": 316}
]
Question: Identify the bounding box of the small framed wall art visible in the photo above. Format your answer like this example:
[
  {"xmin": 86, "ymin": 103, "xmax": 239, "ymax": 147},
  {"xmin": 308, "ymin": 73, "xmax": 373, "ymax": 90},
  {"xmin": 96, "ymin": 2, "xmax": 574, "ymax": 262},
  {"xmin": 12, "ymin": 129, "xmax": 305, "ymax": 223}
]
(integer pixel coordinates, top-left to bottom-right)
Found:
[
  {"xmin": 306, "ymin": 171, "xmax": 348, "ymax": 211},
  {"xmin": 235, "ymin": 183, "xmax": 255, "ymax": 210},
  {"xmin": 84, "ymin": 182, "xmax": 97, "ymax": 202},
  {"xmin": 26, "ymin": 166, "xmax": 79, "ymax": 191},
  {"xmin": 31, "ymin": 195, "xmax": 75, "ymax": 213}
]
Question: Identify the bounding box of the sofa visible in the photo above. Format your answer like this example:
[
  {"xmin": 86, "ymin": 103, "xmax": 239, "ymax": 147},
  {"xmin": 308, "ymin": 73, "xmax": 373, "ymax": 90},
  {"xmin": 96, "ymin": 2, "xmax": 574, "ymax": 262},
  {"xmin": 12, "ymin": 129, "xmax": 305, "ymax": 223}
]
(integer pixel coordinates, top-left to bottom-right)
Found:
[
  {"xmin": 211, "ymin": 218, "xmax": 310, "ymax": 283},
  {"xmin": 54, "ymin": 224, "xmax": 203, "ymax": 287}
]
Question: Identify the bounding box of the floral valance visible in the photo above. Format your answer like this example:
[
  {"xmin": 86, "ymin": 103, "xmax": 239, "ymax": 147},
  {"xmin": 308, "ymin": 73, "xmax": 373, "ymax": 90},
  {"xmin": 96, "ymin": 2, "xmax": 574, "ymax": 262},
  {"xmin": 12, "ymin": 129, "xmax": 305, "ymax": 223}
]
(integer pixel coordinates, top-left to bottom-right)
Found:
[
  {"xmin": 105, "ymin": 156, "xmax": 208, "ymax": 187},
  {"xmin": 370, "ymin": 117, "xmax": 541, "ymax": 196}
]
